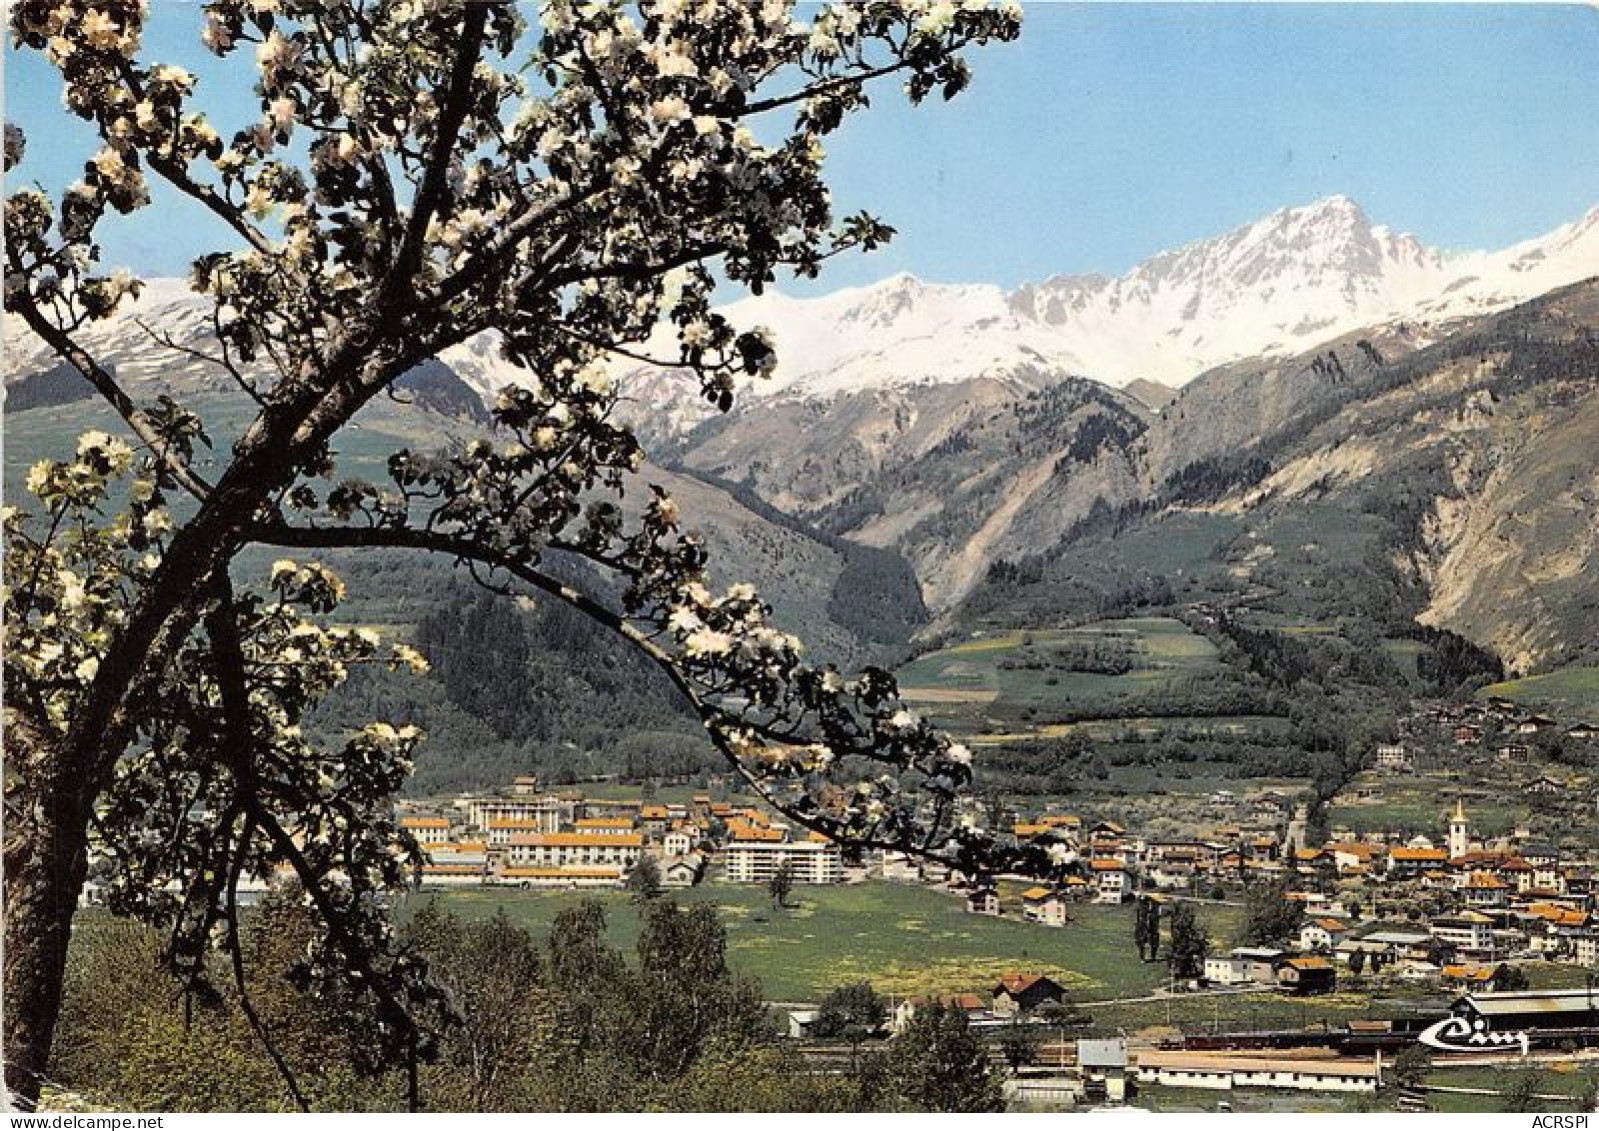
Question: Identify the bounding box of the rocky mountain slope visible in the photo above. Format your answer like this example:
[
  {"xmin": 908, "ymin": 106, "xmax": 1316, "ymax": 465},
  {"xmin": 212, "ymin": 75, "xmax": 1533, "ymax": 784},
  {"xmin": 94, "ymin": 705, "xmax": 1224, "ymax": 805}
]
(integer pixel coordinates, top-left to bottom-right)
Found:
[{"xmin": 7, "ymin": 198, "xmax": 1596, "ymax": 675}]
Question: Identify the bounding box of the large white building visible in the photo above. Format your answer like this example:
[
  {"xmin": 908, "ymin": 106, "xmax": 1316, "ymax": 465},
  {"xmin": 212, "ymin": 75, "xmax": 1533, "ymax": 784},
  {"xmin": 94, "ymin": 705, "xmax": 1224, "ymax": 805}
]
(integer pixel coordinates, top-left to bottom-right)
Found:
[
  {"xmin": 721, "ymin": 838, "xmax": 842, "ymax": 884},
  {"xmin": 506, "ymin": 832, "xmax": 643, "ymax": 870},
  {"xmin": 469, "ymin": 796, "xmax": 573, "ymax": 833}
]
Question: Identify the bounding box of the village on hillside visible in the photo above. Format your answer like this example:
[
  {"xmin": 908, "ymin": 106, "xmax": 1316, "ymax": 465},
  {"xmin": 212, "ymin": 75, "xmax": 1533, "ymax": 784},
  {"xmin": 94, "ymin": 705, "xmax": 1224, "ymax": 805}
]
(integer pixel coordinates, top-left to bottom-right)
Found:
[{"xmin": 362, "ymin": 694, "xmax": 1599, "ymax": 1108}]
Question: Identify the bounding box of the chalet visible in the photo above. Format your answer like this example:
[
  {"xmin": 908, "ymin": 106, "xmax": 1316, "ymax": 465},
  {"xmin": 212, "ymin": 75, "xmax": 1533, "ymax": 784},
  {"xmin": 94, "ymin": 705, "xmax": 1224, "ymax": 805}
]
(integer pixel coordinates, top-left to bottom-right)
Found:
[
  {"xmin": 992, "ymin": 973, "xmax": 1067, "ymax": 1016},
  {"xmin": 966, "ymin": 886, "xmax": 1001, "ymax": 917},
  {"xmin": 1276, "ymin": 956, "xmax": 1337, "ymax": 995},
  {"xmin": 1494, "ymin": 743, "xmax": 1533, "ymax": 764},
  {"xmin": 1565, "ymin": 722, "xmax": 1599, "ymax": 741},
  {"xmin": 509, "ymin": 775, "xmax": 540, "ymax": 797},
  {"xmin": 1020, "ymin": 887, "xmax": 1070, "ymax": 927},
  {"xmin": 1514, "ymin": 714, "xmax": 1558, "ymax": 736},
  {"xmin": 1452, "ymin": 724, "xmax": 1483, "ymax": 745},
  {"xmin": 1525, "ymin": 775, "xmax": 1563, "ymax": 796},
  {"xmin": 1133, "ymin": 1052, "xmax": 1380, "ymax": 1094}
]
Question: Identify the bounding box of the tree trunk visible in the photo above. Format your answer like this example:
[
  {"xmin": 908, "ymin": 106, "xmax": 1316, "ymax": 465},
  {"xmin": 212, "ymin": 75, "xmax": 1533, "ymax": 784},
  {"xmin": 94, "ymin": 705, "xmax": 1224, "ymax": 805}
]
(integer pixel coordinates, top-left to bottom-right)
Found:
[{"xmin": 3, "ymin": 774, "xmax": 93, "ymax": 1109}]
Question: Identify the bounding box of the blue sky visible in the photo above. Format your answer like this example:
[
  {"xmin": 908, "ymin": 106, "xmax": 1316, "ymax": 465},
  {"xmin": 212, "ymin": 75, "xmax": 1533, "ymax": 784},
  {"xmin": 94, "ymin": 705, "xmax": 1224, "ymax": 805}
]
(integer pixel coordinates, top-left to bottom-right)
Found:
[{"xmin": 8, "ymin": 3, "xmax": 1599, "ymax": 291}]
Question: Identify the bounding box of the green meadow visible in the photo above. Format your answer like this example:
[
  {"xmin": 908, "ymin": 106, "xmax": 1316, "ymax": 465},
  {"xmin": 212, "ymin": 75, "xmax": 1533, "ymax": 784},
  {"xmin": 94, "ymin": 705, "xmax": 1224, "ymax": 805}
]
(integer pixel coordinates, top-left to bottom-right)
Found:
[
  {"xmin": 1478, "ymin": 666, "xmax": 1599, "ymax": 718},
  {"xmin": 423, "ymin": 880, "xmax": 1244, "ymax": 1004}
]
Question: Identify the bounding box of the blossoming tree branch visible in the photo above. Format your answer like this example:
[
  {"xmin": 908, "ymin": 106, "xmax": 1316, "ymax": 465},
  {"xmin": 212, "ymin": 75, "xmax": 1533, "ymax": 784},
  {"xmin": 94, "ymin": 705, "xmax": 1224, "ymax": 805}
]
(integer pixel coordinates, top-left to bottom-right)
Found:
[{"xmin": 1, "ymin": 0, "xmax": 1062, "ymax": 1108}]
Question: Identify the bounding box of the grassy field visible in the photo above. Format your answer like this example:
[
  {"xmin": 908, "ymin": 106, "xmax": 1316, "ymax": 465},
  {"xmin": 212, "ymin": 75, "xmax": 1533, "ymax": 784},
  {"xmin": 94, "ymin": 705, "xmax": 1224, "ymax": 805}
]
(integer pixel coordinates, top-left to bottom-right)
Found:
[
  {"xmin": 895, "ymin": 617, "xmax": 1242, "ymax": 736},
  {"xmin": 1478, "ymin": 666, "xmax": 1599, "ymax": 717},
  {"xmin": 422, "ymin": 881, "xmax": 1244, "ymax": 1004},
  {"xmin": 1326, "ymin": 769, "xmax": 1529, "ymax": 838}
]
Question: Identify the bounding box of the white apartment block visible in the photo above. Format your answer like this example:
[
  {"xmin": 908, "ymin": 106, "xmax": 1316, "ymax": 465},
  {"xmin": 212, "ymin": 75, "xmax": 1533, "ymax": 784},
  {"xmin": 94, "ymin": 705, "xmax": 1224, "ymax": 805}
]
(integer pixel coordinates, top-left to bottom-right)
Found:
[{"xmin": 722, "ymin": 838, "xmax": 842, "ymax": 885}]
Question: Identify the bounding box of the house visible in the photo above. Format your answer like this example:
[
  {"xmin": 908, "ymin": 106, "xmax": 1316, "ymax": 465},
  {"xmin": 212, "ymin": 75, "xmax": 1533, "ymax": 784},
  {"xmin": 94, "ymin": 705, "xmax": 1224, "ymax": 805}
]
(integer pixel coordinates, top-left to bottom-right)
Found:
[
  {"xmin": 661, "ymin": 829, "xmax": 695, "ymax": 857},
  {"xmin": 1565, "ymin": 722, "xmax": 1599, "ymax": 741},
  {"xmin": 1429, "ymin": 912, "xmax": 1494, "ymax": 954},
  {"xmin": 1525, "ymin": 775, "xmax": 1563, "ymax": 796},
  {"xmin": 1374, "ymin": 744, "xmax": 1409, "ymax": 770},
  {"xmin": 1133, "ymin": 1052, "xmax": 1380, "ymax": 1093},
  {"xmin": 1494, "ymin": 743, "xmax": 1533, "ymax": 764},
  {"xmin": 1204, "ymin": 947, "xmax": 1283, "ymax": 986},
  {"xmin": 509, "ymin": 774, "xmax": 540, "ymax": 797},
  {"xmin": 1452, "ymin": 724, "xmax": 1483, "ymax": 746},
  {"xmin": 992, "ymin": 973, "xmax": 1066, "ymax": 1016},
  {"xmin": 892, "ymin": 993, "xmax": 988, "ymax": 1033},
  {"xmin": 1336, "ymin": 929, "xmax": 1431, "ymax": 967},
  {"xmin": 966, "ymin": 886, "xmax": 1001, "ymax": 917},
  {"xmin": 1275, "ymin": 956, "xmax": 1336, "ymax": 995},
  {"xmin": 1298, "ymin": 918, "xmax": 1349, "ymax": 952},
  {"xmin": 1440, "ymin": 964, "xmax": 1498, "ymax": 990},
  {"xmin": 1330, "ymin": 843, "xmax": 1385, "ymax": 874},
  {"xmin": 1388, "ymin": 847, "xmax": 1449, "ymax": 876},
  {"xmin": 1514, "ymin": 714, "xmax": 1558, "ymax": 736},
  {"xmin": 1077, "ymin": 1039, "xmax": 1129, "ymax": 1103},
  {"xmin": 1020, "ymin": 887, "xmax": 1070, "ymax": 927},
  {"xmin": 722, "ymin": 837, "xmax": 842, "ymax": 884},
  {"xmin": 1463, "ymin": 872, "xmax": 1510, "ymax": 908},
  {"xmin": 1089, "ymin": 858, "xmax": 1130, "ymax": 904}
]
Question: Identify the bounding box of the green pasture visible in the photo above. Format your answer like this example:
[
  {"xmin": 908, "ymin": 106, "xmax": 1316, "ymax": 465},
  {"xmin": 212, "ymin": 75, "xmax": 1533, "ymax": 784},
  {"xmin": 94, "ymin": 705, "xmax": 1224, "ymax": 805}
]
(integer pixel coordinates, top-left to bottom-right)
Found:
[{"xmin": 422, "ymin": 881, "xmax": 1243, "ymax": 1004}]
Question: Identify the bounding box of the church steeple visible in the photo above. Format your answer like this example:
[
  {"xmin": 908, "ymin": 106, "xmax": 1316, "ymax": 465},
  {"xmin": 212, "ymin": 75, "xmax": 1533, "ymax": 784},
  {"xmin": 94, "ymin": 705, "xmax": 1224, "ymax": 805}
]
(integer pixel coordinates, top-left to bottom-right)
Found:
[{"xmin": 1448, "ymin": 799, "xmax": 1469, "ymax": 858}]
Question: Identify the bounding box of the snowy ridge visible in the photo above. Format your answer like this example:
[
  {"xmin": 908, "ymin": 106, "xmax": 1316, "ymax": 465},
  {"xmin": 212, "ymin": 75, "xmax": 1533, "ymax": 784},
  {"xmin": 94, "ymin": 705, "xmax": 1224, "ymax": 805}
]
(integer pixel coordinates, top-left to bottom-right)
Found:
[
  {"xmin": 608, "ymin": 195, "xmax": 1599, "ymax": 410},
  {"xmin": 9, "ymin": 197, "xmax": 1597, "ymax": 415}
]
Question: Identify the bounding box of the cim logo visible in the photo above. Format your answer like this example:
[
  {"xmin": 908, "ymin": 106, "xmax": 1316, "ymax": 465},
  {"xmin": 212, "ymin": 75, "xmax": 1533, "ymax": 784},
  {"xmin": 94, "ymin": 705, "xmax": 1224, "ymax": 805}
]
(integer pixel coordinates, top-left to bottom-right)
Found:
[{"xmin": 1416, "ymin": 1014, "xmax": 1531, "ymax": 1056}]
